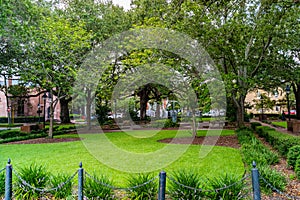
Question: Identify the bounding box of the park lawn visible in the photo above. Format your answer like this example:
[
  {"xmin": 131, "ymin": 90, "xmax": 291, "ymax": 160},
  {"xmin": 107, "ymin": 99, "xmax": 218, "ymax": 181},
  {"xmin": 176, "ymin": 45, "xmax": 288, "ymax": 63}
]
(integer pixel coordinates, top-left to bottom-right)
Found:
[
  {"xmin": 271, "ymin": 121, "xmax": 287, "ymax": 128},
  {"xmin": 0, "ymin": 129, "xmax": 244, "ymax": 186}
]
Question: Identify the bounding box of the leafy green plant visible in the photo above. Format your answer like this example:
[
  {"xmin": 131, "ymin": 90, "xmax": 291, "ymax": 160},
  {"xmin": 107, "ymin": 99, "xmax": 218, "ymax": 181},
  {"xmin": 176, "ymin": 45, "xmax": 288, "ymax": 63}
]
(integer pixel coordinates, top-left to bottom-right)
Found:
[
  {"xmin": 0, "ymin": 171, "xmax": 5, "ymax": 196},
  {"xmin": 287, "ymin": 145, "xmax": 300, "ymax": 169},
  {"xmin": 50, "ymin": 173, "xmax": 73, "ymax": 199},
  {"xmin": 259, "ymin": 164, "xmax": 287, "ymax": 194},
  {"xmin": 168, "ymin": 170, "xmax": 206, "ymax": 200},
  {"xmin": 0, "ymin": 130, "xmax": 28, "ymax": 139},
  {"xmin": 84, "ymin": 173, "xmax": 114, "ymax": 199},
  {"xmin": 208, "ymin": 173, "xmax": 246, "ymax": 200},
  {"xmin": 14, "ymin": 163, "xmax": 50, "ymax": 200},
  {"xmin": 126, "ymin": 173, "xmax": 157, "ymax": 200},
  {"xmin": 295, "ymin": 156, "xmax": 300, "ymax": 180}
]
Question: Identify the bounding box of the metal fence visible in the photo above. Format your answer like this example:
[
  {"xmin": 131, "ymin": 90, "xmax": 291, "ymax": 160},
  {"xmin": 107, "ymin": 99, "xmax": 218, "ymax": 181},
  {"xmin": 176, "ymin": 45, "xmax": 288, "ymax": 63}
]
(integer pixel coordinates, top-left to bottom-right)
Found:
[{"xmin": 1, "ymin": 160, "xmax": 299, "ymax": 200}]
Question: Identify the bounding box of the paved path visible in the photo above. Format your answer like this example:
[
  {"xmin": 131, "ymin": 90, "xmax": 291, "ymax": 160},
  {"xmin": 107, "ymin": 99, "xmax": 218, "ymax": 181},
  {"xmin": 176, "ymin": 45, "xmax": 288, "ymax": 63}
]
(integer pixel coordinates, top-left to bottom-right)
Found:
[{"xmin": 251, "ymin": 119, "xmax": 299, "ymax": 136}]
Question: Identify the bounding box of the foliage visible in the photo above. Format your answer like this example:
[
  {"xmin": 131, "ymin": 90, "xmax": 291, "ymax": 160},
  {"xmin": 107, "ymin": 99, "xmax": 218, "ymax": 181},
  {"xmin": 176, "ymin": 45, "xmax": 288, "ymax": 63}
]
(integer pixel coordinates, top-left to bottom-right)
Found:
[
  {"xmin": 14, "ymin": 163, "xmax": 50, "ymax": 200},
  {"xmin": 168, "ymin": 170, "xmax": 206, "ymax": 199},
  {"xmin": 0, "ymin": 130, "xmax": 28, "ymax": 139},
  {"xmin": 0, "ymin": 171, "xmax": 4, "ymax": 196},
  {"xmin": 287, "ymin": 145, "xmax": 300, "ymax": 169},
  {"xmin": 49, "ymin": 173, "xmax": 73, "ymax": 199},
  {"xmin": 95, "ymin": 104, "xmax": 111, "ymax": 125},
  {"xmin": 295, "ymin": 157, "xmax": 300, "ymax": 180},
  {"xmin": 208, "ymin": 173, "xmax": 246, "ymax": 200},
  {"xmin": 150, "ymin": 119, "xmax": 179, "ymax": 128},
  {"xmin": 255, "ymin": 126, "xmax": 300, "ymax": 156},
  {"xmin": 126, "ymin": 173, "xmax": 157, "ymax": 200},
  {"xmin": 259, "ymin": 164, "xmax": 287, "ymax": 194},
  {"xmin": 250, "ymin": 122, "xmax": 262, "ymax": 130},
  {"xmin": 84, "ymin": 173, "xmax": 114, "ymax": 200}
]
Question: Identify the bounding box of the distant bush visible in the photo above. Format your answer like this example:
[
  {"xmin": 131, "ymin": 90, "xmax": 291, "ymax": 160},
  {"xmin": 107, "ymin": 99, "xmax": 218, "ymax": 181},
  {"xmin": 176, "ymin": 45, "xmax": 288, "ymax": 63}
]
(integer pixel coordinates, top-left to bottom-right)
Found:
[
  {"xmin": 150, "ymin": 119, "xmax": 179, "ymax": 128},
  {"xmin": 0, "ymin": 130, "xmax": 28, "ymax": 139}
]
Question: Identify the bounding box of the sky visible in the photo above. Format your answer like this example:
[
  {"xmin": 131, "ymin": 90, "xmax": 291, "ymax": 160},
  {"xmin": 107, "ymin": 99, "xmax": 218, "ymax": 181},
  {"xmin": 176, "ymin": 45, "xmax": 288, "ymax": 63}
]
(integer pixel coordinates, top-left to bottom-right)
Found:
[{"xmin": 112, "ymin": 0, "xmax": 131, "ymax": 10}]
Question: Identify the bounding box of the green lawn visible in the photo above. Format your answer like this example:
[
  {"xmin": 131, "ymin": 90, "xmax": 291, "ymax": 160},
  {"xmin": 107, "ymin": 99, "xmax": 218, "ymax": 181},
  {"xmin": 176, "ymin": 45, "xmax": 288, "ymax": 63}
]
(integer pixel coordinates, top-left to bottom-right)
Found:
[
  {"xmin": 0, "ymin": 129, "xmax": 244, "ymax": 186},
  {"xmin": 271, "ymin": 121, "xmax": 287, "ymax": 128}
]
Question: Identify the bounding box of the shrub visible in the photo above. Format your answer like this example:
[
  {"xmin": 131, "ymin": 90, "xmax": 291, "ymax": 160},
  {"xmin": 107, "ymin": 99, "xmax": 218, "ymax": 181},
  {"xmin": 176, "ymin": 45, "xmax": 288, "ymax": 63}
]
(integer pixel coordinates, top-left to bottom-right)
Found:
[
  {"xmin": 208, "ymin": 173, "xmax": 246, "ymax": 200},
  {"xmin": 84, "ymin": 173, "xmax": 114, "ymax": 199},
  {"xmin": 168, "ymin": 170, "xmax": 207, "ymax": 199},
  {"xmin": 149, "ymin": 119, "xmax": 179, "ymax": 128},
  {"xmin": 295, "ymin": 156, "xmax": 300, "ymax": 179},
  {"xmin": 126, "ymin": 173, "xmax": 157, "ymax": 200},
  {"xmin": 0, "ymin": 170, "xmax": 4, "ymax": 196},
  {"xmin": 0, "ymin": 130, "xmax": 28, "ymax": 139},
  {"xmin": 49, "ymin": 173, "xmax": 73, "ymax": 199},
  {"xmin": 255, "ymin": 126, "xmax": 300, "ymax": 156},
  {"xmin": 14, "ymin": 163, "xmax": 50, "ymax": 200},
  {"xmin": 287, "ymin": 145, "xmax": 300, "ymax": 169},
  {"xmin": 250, "ymin": 122, "xmax": 262, "ymax": 130},
  {"xmin": 259, "ymin": 164, "xmax": 287, "ymax": 194}
]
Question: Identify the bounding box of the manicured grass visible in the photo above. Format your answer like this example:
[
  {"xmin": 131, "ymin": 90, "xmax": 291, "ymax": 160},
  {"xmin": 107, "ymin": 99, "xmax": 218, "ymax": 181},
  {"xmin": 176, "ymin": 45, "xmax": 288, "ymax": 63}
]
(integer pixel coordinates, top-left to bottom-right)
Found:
[
  {"xmin": 271, "ymin": 121, "xmax": 287, "ymax": 128},
  {"xmin": 0, "ymin": 129, "xmax": 243, "ymax": 186}
]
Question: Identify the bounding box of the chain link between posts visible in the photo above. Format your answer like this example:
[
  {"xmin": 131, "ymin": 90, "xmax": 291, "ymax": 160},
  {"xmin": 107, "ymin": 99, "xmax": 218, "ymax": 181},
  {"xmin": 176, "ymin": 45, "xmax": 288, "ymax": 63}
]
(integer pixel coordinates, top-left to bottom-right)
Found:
[
  {"xmin": 260, "ymin": 174, "xmax": 300, "ymax": 200},
  {"xmin": 0, "ymin": 167, "xmax": 5, "ymax": 173},
  {"xmin": 12, "ymin": 167, "xmax": 78, "ymax": 193},
  {"xmin": 85, "ymin": 171, "xmax": 158, "ymax": 191},
  {"xmin": 167, "ymin": 174, "xmax": 251, "ymax": 193}
]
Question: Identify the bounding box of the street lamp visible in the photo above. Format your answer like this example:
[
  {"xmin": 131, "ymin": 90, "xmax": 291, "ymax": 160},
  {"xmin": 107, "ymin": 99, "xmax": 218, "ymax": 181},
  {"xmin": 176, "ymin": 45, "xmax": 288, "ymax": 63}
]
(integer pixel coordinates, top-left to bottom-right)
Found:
[
  {"xmin": 42, "ymin": 92, "xmax": 48, "ymax": 127},
  {"xmin": 286, "ymin": 85, "xmax": 291, "ymax": 121}
]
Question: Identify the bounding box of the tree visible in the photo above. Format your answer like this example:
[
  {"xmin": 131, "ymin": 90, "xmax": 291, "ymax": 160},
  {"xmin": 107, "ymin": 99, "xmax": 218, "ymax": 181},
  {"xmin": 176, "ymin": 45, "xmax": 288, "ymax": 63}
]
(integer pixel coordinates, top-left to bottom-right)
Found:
[
  {"xmin": 19, "ymin": 13, "xmax": 92, "ymax": 137},
  {"xmin": 166, "ymin": 0, "xmax": 300, "ymax": 127}
]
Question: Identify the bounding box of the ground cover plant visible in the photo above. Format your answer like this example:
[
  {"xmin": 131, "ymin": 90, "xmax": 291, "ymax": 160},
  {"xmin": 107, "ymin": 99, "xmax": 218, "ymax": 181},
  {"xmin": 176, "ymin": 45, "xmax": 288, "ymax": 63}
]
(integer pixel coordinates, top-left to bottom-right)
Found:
[
  {"xmin": 236, "ymin": 127, "xmax": 286, "ymax": 194},
  {"xmin": 0, "ymin": 129, "xmax": 244, "ymax": 187}
]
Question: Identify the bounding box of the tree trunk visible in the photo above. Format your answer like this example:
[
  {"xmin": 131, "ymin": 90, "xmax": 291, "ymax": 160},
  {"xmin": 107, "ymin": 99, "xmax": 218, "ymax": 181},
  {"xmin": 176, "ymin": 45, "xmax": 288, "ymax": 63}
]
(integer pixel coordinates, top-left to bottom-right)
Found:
[
  {"xmin": 294, "ymin": 83, "xmax": 300, "ymax": 120},
  {"xmin": 60, "ymin": 97, "xmax": 71, "ymax": 124},
  {"xmin": 139, "ymin": 89, "xmax": 148, "ymax": 120},
  {"xmin": 86, "ymin": 88, "xmax": 92, "ymax": 130},
  {"xmin": 234, "ymin": 96, "xmax": 245, "ymax": 127}
]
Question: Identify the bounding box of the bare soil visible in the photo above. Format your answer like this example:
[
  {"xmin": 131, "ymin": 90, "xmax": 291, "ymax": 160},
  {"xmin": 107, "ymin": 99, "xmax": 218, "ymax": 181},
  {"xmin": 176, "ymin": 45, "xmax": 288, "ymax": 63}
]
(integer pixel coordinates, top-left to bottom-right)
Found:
[{"xmin": 159, "ymin": 135, "xmax": 240, "ymax": 148}]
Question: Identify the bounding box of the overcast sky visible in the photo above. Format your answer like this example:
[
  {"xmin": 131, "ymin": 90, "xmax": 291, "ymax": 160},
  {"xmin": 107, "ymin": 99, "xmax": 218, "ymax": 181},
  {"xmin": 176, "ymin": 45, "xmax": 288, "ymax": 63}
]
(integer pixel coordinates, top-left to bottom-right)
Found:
[{"xmin": 112, "ymin": 0, "xmax": 131, "ymax": 10}]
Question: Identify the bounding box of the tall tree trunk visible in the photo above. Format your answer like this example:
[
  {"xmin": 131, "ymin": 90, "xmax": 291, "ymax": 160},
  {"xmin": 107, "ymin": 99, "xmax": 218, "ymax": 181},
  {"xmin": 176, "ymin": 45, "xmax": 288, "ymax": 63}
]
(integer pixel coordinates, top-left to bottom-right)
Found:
[
  {"xmin": 294, "ymin": 83, "xmax": 300, "ymax": 120},
  {"xmin": 60, "ymin": 97, "xmax": 71, "ymax": 124},
  {"xmin": 139, "ymin": 89, "xmax": 148, "ymax": 120},
  {"xmin": 233, "ymin": 96, "xmax": 245, "ymax": 127},
  {"xmin": 86, "ymin": 88, "xmax": 92, "ymax": 129}
]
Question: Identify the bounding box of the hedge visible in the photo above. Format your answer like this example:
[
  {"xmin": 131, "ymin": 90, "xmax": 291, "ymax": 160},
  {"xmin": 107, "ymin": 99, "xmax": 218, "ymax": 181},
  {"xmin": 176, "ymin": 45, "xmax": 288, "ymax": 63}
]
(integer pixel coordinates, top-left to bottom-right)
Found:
[{"xmin": 254, "ymin": 125, "xmax": 300, "ymax": 157}]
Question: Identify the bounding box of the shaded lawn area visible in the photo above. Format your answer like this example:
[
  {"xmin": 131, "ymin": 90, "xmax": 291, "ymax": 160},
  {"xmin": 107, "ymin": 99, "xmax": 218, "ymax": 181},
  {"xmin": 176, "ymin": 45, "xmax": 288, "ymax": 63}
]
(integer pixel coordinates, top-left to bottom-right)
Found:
[{"xmin": 0, "ymin": 129, "xmax": 244, "ymax": 186}]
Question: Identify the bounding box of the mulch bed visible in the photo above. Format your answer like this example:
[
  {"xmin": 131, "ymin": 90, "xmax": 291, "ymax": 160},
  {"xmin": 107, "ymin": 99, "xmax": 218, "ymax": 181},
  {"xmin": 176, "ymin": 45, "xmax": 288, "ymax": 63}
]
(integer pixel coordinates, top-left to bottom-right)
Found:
[
  {"xmin": 159, "ymin": 135, "xmax": 240, "ymax": 148},
  {"xmin": 6, "ymin": 137, "xmax": 82, "ymax": 144}
]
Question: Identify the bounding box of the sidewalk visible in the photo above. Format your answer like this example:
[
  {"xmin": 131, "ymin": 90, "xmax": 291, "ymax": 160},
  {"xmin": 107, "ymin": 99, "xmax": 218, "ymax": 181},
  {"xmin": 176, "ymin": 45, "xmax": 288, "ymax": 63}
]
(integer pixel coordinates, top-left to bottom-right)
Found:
[{"xmin": 251, "ymin": 119, "xmax": 299, "ymax": 136}]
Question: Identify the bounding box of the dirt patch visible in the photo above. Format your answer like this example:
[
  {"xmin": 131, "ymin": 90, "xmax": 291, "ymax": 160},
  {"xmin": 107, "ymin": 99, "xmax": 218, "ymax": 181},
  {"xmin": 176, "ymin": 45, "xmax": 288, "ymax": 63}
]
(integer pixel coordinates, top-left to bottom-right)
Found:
[
  {"xmin": 159, "ymin": 135, "xmax": 240, "ymax": 149},
  {"xmin": 6, "ymin": 137, "xmax": 82, "ymax": 144}
]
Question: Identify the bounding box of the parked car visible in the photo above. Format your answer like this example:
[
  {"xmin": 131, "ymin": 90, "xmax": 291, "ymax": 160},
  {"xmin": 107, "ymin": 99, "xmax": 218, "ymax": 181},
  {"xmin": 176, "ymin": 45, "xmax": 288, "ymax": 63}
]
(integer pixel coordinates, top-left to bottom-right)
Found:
[{"xmin": 284, "ymin": 110, "xmax": 296, "ymax": 115}]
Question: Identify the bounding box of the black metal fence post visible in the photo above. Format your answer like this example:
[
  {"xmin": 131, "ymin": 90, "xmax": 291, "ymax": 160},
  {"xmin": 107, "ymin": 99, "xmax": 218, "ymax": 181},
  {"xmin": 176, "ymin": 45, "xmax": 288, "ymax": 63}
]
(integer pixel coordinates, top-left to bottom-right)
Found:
[
  {"xmin": 251, "ymin": 161, "xmax": 261, "ymax": 200},
  {"xmin": 5, "ymin": 159, "xmax": 12, "ymax": 200},
  {"xmin": 158, "ymin": 171, "xmax": 166, "ymax": 200},
  {"xmin": 78, "ymin": 162, "xmax": 84, "ymax": 200}
]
